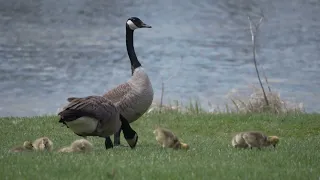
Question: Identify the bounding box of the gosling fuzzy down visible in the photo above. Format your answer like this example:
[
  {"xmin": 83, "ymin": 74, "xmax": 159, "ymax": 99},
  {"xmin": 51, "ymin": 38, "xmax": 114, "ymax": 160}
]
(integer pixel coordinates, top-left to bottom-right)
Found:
[
  {"xmin": 265, "ymin": 136, "xmax": 280, "ymax": 148},
  {"xmin": 9, "ymin": 141, "xmax": 34, "ymax": 152},
  {"xmin": 153, "ymin": 127, "xmax": 189, "ymax": 150},
  {"xmin": 32, "ymin": 137, "xmax": 53, "ymax": 152},
  {"xmin": 231, "ymin": 133, "xmax": 249, "ymax": 149},
  {"xmin": 58, "ymin": 139, "xmax": 93, "ymax": 153},
  {"xmin": 231, "ymin": 131, "xmax": 279, "ymax": 150}
]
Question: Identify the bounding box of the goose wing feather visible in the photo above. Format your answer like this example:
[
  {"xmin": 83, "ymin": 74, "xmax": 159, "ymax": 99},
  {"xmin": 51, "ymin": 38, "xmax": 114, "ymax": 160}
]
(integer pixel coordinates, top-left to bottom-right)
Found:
[
  {"xmin": 103, "ymin": 83, "xmax": 132, "ymax": 103},
  {"xmin": 58, "ymin": 96, "xmax": 117, "ymax": 124}
]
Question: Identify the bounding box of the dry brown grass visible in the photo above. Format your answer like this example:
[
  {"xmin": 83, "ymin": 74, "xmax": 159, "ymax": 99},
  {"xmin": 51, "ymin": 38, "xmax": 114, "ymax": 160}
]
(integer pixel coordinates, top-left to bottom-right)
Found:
[
  {"xmin": 226, "ymin": 85, "xmax": 305, "ymax": 114},
  {"xmin": 147, "ymin": 99, "xmax": 205, "ymax": 114},
  {"xmin": 147, "ymin": 85, "xmax": 305, "ymax": 115}
]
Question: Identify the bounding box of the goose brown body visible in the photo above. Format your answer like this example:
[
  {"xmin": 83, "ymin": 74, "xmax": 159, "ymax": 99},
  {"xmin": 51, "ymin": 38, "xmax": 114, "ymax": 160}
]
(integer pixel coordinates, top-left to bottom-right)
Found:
[
  {"xmin": 103, "ymin": 67, "xmax": 154, "ymax": 124},
  {"xmin": 58, "ymin": 96, "xmax": 121, "ymax": 138},
  {"xmin": 58, "ymin": 95, "xmax": 139, "ymax": 149}
]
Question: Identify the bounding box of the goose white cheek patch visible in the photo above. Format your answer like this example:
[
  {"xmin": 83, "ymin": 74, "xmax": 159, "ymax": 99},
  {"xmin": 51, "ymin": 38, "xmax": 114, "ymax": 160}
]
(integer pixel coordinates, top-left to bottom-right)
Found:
[{"xmin": 127, "ymin": 20, "xmax": 139, "ymax": 30}]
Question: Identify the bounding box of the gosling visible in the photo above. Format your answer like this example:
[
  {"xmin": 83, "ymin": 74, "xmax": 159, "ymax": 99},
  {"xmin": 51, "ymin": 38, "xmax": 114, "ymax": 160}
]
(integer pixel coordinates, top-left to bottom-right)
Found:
[
  {"xmin": 58, "ymin": 139, "xmax": 93, "ymax": 153},
  {"xmin": 9, "ymin": 141, "xmax": 34, "ymax": 153},
  {"xmin": 231, "ymin": 131, "xmax": 279, "ymax": 150},
  {"xmin": 32, "ymin": 137, "xmax": 53, "ymax": 152},
  {"xmin": 153, "ymin": 127, "xmax": 189, "ymax": 150}
]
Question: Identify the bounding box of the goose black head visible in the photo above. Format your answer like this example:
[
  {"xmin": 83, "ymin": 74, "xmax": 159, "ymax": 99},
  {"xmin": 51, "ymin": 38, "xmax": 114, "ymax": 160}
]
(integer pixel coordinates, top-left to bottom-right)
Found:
[{"xmin": 126, "ymin": 17, "xmax": 152, "ymax": 30}]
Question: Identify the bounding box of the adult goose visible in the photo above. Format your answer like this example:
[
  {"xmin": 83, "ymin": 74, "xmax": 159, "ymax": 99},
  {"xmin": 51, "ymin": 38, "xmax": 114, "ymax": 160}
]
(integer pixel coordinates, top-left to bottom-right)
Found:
[
  {"xmin": 61, "ymin": 17, "xmax": 153, "ymax": 148},
  {"xmin": 58, "ymin": 96, "xmax": 138, "ymax": 149},
  {"xmin": 102, "ymin": 17, "xmax": 154, "ymax": 146}
]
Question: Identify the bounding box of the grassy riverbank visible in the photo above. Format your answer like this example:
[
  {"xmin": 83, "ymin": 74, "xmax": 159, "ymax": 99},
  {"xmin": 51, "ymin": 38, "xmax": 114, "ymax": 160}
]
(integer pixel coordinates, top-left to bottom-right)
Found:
[{"xmin": 0, "ymin": 112, "xmax": 319, "ymax": 180}]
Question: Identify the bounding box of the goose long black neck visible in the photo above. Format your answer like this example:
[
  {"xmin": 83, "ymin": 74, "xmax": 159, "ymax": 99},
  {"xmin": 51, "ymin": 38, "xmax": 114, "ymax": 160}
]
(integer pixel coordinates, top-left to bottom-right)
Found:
[{"xmin": 126, "ymin": 26, "xmax": 141, "ymax": 75}]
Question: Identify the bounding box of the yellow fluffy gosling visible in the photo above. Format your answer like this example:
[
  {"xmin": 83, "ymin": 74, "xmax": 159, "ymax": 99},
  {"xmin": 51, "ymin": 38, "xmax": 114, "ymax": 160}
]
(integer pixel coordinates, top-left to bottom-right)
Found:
[
  {"xmin": 32, "ymin": 137, "xmax": 53, "ymax": 152},
  {"xmin": 153, "ymin": 127, "xmax": 189, "ymax": 150},
  {"xmin": 58, "ymin": 139, "xmax": 93, "ymax": 153},
  {"xmin": 9, "ymin": 141, "xmax": 34, "ymax": 152},
  {"xmin": 231, "ymin": 131, "xmax": 279, "ymax": 150}
]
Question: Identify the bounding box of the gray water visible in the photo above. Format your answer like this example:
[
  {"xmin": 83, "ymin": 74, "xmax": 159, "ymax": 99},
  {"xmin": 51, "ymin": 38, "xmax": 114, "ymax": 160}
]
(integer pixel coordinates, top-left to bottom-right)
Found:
[{"xmin": 0, "ymin": 0, "xmax": 319, "ymax": 117}]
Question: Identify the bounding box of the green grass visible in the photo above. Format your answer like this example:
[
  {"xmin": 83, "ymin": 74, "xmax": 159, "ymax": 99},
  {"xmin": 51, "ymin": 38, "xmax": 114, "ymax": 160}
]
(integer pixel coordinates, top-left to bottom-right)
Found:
[{"xmin": 1, "ymin": 112, "xmax": 320, "ymax": 180}]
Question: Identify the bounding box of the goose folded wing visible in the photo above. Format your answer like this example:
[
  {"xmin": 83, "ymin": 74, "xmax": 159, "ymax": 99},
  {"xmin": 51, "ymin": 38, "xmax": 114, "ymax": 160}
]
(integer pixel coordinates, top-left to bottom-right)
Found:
[
  {"xmin": 58, "ymin": 96, "xmax": 117, "ymax": 124},
  {"xmin": 65, "ymin": 96, "xmax": 105, "ymax": 103}
]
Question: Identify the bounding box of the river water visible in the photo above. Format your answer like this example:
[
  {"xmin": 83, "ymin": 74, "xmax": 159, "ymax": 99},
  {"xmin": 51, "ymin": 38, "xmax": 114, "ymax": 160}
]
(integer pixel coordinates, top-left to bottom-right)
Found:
[{"xmin": 0, "ymin": 0, "xmax": 319, "ymax": 116}]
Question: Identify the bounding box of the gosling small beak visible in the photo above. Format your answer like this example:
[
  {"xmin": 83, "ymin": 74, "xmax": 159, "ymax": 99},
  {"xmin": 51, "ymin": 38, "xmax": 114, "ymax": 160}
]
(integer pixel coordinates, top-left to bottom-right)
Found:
[{"xmin": 141, "ymin": 23, "xmax": 152, "ymax": 28}]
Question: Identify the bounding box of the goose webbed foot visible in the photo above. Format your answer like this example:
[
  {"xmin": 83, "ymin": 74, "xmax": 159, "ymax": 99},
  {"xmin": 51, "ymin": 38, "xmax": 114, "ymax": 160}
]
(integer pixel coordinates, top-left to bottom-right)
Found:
[
  {"xmin": 124, "ymin": 133, "xmax": 138, "ymax": 149},
  {"xmin": 120, "ymin": 115, "xmax": 138, "ymax": 149},
  {"xmin": 105, "ymin": 136, "xmax": 114, "ymax": 150}
]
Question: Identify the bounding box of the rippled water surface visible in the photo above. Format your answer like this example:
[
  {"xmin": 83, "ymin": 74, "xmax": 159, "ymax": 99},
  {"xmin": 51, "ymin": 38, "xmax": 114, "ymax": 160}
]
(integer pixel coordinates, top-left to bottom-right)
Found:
[{"xmin": 0, "ymin": 0, "xmax": 319, "ymax": 116}]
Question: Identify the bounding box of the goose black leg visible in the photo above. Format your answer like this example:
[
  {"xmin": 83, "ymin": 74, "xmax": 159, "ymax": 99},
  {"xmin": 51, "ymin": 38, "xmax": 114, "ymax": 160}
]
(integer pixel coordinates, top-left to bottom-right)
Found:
[
  {"xmin": 114, "ymin": 129, "xmax": 129, "ymax": 148},
  {"xmin": 120, "ymin": 115, "xmax": 138, "ymax": 149},
  {"xmin": 105, "ymin": 136, "xmax": 114, "ymax": 149},
  {"xmin": 114, "ymin": 129, "xmax": 121, "ymax": 146}
]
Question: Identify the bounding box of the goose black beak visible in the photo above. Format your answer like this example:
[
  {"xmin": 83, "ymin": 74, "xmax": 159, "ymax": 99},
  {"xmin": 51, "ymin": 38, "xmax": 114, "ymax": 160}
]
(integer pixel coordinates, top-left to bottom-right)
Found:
[{"xmin": 141, "ymin": 23, "xmax": 152, "ymax": 28}]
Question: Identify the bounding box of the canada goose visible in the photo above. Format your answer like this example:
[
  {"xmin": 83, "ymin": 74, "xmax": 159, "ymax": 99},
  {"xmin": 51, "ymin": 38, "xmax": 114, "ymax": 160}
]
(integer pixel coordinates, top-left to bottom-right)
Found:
[
  {"xmin": 231, "ymin": 131, "xmax": 279, "ymax": 150},
  {"xmin": 9, "ymin": 141, "xmax": 34, "ymax": 152},
  {"xmin": 101, "ymin": 17, "xmax": 154, "ymax": 147},
  {"xmin": 58, "ymin": 96, "xmax": 138, "ymax": 149},
  {"xmin": 153, "ymin": 127, "xmax": 189, "ymax": 150},
  {"xmin": 57, "ymin": 139, "xmax": 93, "ymax": 153},
  {"xmin": 32, "ymin": 136, "xmax": 53, "ymax": 151},
  {"xmin": 66, "ymin": 17, "xmax": 153, "ymax": 147}
]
